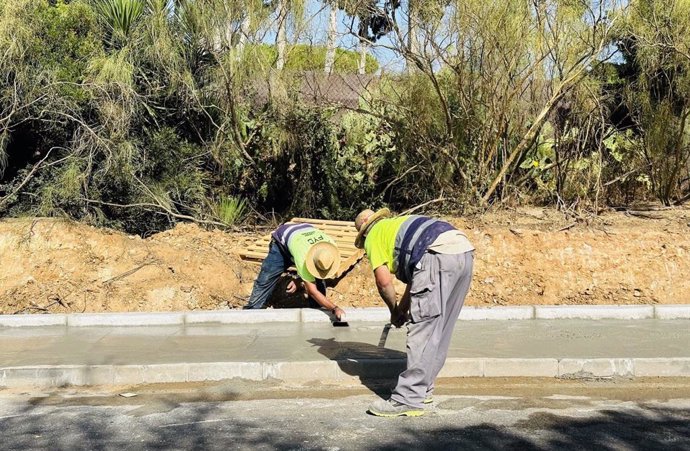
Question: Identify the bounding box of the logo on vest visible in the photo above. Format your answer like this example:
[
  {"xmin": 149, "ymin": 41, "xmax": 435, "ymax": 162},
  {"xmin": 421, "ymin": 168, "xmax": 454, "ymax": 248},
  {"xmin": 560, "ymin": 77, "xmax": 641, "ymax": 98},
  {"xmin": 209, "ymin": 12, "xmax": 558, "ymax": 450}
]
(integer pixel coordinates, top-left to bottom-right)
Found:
[{"xmin": 307, "ymin": 235, "xmax": 325, "ymax": 245}]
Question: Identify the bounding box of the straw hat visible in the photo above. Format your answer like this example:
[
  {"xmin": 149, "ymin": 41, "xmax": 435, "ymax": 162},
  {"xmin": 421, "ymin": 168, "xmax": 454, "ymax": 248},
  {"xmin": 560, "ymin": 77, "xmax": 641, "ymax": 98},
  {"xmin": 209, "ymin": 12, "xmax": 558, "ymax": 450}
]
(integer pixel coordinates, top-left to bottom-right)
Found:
[
  {"xmin": 305, "ymin": 241, "xmax": 341, "ymax": 279},
  {"xmin": 354, "ymin": 208, "xmax": 391, "ymax": 249}
]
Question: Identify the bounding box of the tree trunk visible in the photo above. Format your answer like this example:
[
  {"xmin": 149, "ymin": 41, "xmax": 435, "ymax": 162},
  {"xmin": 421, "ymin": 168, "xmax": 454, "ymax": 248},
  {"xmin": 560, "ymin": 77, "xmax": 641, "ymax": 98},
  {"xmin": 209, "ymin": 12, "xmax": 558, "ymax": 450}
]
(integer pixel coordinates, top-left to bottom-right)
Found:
[
  {"xmin": 276, "ymin": 0, "xmax": 288, "ymax": 70},
  {"xmin": 358, "ymin": 38, "xmax": 368, "ymax": 74},
  {"xmin": 237, "ymin": 12, "xmax": 251, "ymax": 57},
  {"xmin": 482, "ymin": 83, "xmax": 573, "ymax": 203},
  {"xmin": 324, "ymin": 2, "xmax": 337, "ymax": 74}
]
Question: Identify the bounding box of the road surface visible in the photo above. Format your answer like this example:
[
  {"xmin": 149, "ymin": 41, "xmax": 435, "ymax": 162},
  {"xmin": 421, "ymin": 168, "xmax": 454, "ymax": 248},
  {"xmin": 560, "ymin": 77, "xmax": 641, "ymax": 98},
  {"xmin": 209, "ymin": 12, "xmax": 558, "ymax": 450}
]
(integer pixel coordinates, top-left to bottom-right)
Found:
[{"xmin": 1, "ymin": 378, "xmax": 689, "ymax": 450}]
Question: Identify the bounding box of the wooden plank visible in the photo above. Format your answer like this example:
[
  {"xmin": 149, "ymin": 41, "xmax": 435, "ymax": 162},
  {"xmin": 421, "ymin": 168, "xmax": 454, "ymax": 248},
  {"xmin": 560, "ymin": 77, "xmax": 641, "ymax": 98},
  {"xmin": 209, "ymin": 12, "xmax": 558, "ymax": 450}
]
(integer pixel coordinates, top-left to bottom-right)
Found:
[
  {"xmin": 267, "ymin": 227, "xmax": 356, "ymax": 235},
  {"xmin": 240, "ymin": 250, "xmax": 271, "ymax": 260},
  {"xmin": 337, "ymin": 252, "xmax": 364, "ymax": 277},
  {"xmin": 324, "ymin": 233, "xmax": 358, "ymax": 239},
  {"xmin": 298, "ymin": 222, "xmax": 356, "ymax": 229},
  {"xmin": 249, "ymin": 235, "xmax": 355, "ymax": 242},
  {"xmin": 296, "ymin": 223, "xmax": 357, "ymax": 230},
  {"xmin": 246, "ymin": 231, "xmax": 357, "ymax": 245},
  {"xmin": 244, "ymin": 238, "xmax": 358, "ymax": 248},
  {"xmin": 291, "ymin": 218, "xmax": 355, "ymax": 226},
  {"xmin": 289, "ymin": 229, "xmax": 358, "ymax": 238},
  {"xmin": 249, "ymin": 237, "xmax": 357, "ymax": 248}
]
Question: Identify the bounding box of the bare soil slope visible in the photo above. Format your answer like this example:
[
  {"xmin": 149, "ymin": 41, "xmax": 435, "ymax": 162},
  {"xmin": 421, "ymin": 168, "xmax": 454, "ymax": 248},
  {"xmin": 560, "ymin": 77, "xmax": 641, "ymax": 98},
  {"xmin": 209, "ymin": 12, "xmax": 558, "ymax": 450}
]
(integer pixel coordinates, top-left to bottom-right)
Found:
[{"xmin": 1, "ymin": 207, "xmax": 688, "ymax": 314}]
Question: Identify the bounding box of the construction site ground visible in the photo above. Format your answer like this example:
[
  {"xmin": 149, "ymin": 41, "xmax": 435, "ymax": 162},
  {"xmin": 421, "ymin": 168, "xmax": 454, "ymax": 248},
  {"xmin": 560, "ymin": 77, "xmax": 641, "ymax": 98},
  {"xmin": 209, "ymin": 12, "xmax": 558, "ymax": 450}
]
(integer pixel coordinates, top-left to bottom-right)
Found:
[{"xmin": 1, "ymin": 206, "xmax": 689, "ymax": 315}]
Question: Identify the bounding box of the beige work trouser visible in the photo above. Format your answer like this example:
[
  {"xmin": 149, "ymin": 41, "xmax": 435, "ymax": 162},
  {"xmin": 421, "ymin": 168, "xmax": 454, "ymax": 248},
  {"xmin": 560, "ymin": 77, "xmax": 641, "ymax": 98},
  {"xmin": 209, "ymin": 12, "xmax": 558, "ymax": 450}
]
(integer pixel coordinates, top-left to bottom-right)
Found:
[{"xmin": 390, "ymin": 250, "xmax": 474, "ymax": 408}]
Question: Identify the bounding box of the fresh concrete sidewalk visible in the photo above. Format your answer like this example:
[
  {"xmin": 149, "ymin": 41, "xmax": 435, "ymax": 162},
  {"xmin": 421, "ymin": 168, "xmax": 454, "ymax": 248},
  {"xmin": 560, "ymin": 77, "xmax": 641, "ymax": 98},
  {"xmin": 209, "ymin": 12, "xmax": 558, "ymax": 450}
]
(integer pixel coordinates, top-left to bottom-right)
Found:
[{"xmin": 1, "ymin": 318, "xmax": 688, "ymax": 388}]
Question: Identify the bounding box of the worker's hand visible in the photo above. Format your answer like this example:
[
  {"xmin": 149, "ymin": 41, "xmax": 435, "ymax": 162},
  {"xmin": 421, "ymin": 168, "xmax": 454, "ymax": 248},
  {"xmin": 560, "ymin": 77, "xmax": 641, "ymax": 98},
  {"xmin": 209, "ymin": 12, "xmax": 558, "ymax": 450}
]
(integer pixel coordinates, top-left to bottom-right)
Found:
[
  {"xmin": 391, "ymin": 306, "xmax": 408, "ymax": 328},
  {"xmin": 333, "ymin": 306, "xmax": 345, "ymax": 321},
  {"xmin": 286, "ymin": 280, "xmax": 297, "ymax": 294}
]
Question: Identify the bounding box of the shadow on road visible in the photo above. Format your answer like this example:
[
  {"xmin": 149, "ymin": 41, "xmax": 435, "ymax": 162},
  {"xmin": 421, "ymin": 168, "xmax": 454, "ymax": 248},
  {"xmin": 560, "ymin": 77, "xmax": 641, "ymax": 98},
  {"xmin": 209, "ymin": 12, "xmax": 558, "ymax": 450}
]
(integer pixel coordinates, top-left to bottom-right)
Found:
[
  {"xmin": 307, "ymin": 336, "xmax": 406, "ymax": 399},
  {"xmin": 2, "ymin": 396, "xmax": 688, "ymax": 450},
  {"xmin": 377, "ymin": 406, "xmax": 690, "ymax": 450}
]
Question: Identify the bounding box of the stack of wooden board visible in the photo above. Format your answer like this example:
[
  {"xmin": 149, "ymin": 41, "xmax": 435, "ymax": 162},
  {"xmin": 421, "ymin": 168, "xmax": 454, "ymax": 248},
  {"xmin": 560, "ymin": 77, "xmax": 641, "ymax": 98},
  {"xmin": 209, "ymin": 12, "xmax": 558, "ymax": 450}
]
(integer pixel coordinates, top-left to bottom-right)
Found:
[{"xmin": 239, "ymin": 218, "xmax": 364, "ymax": 278}]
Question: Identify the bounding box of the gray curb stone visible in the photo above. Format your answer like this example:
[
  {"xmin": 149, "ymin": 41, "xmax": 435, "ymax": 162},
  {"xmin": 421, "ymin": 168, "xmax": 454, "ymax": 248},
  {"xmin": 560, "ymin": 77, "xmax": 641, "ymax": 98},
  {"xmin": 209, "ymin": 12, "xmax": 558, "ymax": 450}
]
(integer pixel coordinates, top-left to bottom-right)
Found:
[
  {"xmin": 67, "ymin": 312, "xmax": 185, "ymax": 327},
  {"xmin": 558, "ymin": 358, "xmax": 635, "ymax": 378},
  {"xmin": 535, "ymin": 305, "xmax": 654, "ymax": 320},
  {"xmin": 189, "ymin": 362, "xmax": 264, "ymax": 382},
  {"xmin": 460, "ymin": 306, "xmax": 535, "ymax": 320},
  {"xmin": 185, "ymin": 309, "xmax": 301, "ymax": 324},
  {"xmin": 0, "ymin": 314, "xmax": 67, "ymax": 328},
  {"xmin": 300, "ymin": 307, "xmax": 389, "ymax": 323},
  {"xmin": 655, "ymin": 305, "xmax": 690, "ymax": 319},
  {"xmin": 483, "ymin": 358, "xmax": 559, "ymax": 377},
  {"xmin": 634, "ymin": 358, "xmax": 690, "ymax": 377},
  {"xmin": 4, "ymin": 357, "xmax": 688, "ymax": 388},
  {"xmin": 0, "ymin": 305, "xmax": 688, "ymax": 327},
  {"xmin": 300, "ymin": 306, "xmax": 538, "ymax": 322}
]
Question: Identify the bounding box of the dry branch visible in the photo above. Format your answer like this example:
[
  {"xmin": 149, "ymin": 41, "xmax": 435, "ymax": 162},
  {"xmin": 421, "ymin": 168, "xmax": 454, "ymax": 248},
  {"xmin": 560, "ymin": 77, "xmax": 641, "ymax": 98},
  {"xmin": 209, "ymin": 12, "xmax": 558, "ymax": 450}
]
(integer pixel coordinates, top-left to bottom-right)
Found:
[
  {"xmin": 401, "ymin": 196, "xmax": 446, "ymax": 215},
  {"xmin": 557, "ymin": 223, "xmax": 577, "ymax": 232},
  {"xmin": 102, "ymin": 259, "xmax": 158, "ymax": 285},
  {"xmin": 0, "ymin": 148, "xmax": 54, "ymax": 208}
]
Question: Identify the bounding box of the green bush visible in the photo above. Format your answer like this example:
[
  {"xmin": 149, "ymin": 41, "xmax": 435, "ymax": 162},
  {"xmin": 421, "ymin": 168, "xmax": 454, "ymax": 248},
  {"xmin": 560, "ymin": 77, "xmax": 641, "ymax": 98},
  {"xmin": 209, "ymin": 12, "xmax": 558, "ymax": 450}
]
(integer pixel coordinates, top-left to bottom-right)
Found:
[{"xmin": 217, "ymin": 196, "xmax": 247, "ymax": 226}]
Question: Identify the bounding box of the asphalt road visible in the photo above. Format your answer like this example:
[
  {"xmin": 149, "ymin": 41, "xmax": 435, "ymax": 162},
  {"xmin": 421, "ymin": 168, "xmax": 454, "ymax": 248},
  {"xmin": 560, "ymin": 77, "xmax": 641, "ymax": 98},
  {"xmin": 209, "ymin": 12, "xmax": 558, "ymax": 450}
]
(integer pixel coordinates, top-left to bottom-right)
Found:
[{"xmin": 1, "ymin": 378, "xmax": 689, "ymax": 450}]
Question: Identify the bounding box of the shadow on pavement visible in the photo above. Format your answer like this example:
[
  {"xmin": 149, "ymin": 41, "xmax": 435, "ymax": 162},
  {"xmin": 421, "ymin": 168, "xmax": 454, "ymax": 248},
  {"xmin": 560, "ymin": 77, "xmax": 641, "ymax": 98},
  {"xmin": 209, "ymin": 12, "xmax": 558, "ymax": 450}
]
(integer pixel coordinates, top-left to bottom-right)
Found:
[
  {"xmin": 307, "ymin": 337, "xmax": 406, "ymax": 399},
  {"xmin": 2, "ymin": 397, "xmax": 688, "ymax": 450},
  {"xmin": 378, "ymin": 406, "xmax": 690, "ymax": 451}
]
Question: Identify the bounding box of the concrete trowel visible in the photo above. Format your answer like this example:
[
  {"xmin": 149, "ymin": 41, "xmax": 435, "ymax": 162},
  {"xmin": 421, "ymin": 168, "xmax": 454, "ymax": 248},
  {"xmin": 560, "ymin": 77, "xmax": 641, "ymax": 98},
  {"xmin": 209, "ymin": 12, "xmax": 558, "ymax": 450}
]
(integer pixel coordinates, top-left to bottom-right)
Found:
[
  {"xmin": 332, "ymin": 312, "xmax": 349, "ymax": 327},
  {"xmin": 378, "ymin": 323, "xmax": 392, "ymax": 348}
]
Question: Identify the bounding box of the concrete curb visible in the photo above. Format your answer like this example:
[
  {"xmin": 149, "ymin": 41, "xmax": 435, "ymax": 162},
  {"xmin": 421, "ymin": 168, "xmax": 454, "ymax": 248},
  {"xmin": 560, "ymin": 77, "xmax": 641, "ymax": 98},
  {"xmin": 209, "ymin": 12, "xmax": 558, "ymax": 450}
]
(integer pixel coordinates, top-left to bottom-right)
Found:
[
  {"xmin": 461, "ymin": 306, "xmax": 535, "ymax": 321},
  {"xmin": 186, "ymin": 310, "xmax": 301, "ymax": 324},
  {"xmin": 2, "ymin": 357, "xmax": 689, "ymax": 388},
  {"xmin": 0, "ymin": 314, "xmax": 67, "ymax": 328},
  {"xmin": 1, "ymin": 305, "xmax": 689, "ymax": 328},
  {"xmin": 534, "ymin": 305, "xmax": 655, "ymax": 320},
  {"xmin": 67, "ymin": 312, "xmax": 185, "ymax": 327},
  {"xmin": 654, "ymin": 305, "xmax": 690, "ymax": 320}
]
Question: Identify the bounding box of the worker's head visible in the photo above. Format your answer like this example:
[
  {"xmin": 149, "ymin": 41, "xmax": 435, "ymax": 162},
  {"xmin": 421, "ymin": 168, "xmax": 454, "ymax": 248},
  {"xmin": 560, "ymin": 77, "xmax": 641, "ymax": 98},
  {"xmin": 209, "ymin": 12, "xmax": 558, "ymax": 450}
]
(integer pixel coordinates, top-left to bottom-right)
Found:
[
  {"xmin": 305, "ymin": 242, "xmax": 341, "ymax": 280},
  {"xmin": 354, "ymin": 209, "xmax": 375, "ymax": 232},
  {"xmin": 354, "ymin": 208, "xmax": 391, "ymax": 249}
]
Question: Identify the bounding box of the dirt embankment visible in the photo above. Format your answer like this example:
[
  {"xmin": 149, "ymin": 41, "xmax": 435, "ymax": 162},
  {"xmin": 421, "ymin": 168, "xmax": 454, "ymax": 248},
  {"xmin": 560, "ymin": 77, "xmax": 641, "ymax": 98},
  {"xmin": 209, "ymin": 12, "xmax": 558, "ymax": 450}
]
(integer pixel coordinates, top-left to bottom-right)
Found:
[{"xmin": 1, "ymin": 207, "xmax": 689, "ymax": 315}]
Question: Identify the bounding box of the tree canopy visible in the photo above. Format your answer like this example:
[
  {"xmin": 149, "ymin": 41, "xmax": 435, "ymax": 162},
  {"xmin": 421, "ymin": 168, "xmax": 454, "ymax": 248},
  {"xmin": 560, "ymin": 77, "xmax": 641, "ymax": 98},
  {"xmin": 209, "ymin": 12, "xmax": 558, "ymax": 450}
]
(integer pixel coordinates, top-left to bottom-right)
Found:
[{"xmin": 0, "ymin": 0, "xmax": 688, "ymax": 234}]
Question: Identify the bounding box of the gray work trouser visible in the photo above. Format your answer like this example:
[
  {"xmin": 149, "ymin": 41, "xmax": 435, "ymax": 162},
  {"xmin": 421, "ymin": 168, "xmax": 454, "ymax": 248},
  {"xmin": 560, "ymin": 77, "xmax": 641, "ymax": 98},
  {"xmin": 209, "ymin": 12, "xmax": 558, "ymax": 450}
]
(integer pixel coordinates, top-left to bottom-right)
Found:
[{"xmin": 390, "ymin": 251, "xmax": 474, "ymax": 408}]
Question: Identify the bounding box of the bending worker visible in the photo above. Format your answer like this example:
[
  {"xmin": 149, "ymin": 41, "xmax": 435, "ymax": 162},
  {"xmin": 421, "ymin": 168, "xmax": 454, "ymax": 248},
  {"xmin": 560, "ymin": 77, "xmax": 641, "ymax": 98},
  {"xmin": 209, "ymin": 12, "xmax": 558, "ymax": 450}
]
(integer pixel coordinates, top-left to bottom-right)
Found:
[
  {"xmin": 244, "ymin": 222, "xmax": 346, "ymax": 321},
  {"xmin": 354, "ymin": 208, "xmax": 474, "ymax": 417}
]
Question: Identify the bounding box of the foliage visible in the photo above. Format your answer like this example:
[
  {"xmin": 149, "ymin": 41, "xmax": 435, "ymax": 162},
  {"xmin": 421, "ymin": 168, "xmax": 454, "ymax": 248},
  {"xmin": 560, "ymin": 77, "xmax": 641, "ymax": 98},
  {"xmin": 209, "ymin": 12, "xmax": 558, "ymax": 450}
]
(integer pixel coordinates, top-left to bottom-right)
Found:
[
  {"xmin": 92, "ymin": 0, "xmax": 144, "ymax": 48},
  {"xmin": 0, "ymin": 0, "xmax": 101, "ymax": 176},
  {"xmin": 617, "ymin": 0, "xmax": 690, "ymax": 205},
  {"xmin": 245, "ymin": 44, "xmax": 379, "ymax": 74},
  {"xmin": 1, "ymin": 0, "xmax": 689, "ymax": 236},
  {"xmin": 217, "ymin": 196, "xmax": 248, "ymax": 226},
  {"xmin": 336, "ymin": 111, "xmax": 394, "ymax": 211}
]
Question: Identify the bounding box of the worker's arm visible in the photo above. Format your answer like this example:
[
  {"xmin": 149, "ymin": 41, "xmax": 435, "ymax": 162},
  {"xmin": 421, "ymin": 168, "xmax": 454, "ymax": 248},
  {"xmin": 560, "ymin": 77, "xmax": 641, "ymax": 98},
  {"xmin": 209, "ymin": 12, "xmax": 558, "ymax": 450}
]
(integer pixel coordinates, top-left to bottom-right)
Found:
[
  {"xmin": 373, "ymin": 265, "xmax": 402, "ymax": 326},
  {"xmin": 391, "ymin": 284, "xmax": 411, "ymax": 327},
  {"xmin": 303, "ymin": 280, "xmax": 345, "ymax": 320}
]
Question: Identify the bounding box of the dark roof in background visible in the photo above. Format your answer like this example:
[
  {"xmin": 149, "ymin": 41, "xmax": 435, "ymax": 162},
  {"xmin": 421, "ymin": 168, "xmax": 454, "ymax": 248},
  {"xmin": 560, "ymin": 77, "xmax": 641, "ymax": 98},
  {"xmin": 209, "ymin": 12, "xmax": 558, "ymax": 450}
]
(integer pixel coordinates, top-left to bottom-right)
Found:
[{"xmin": 245, "ymin": 71, "xmax": 380, "ymax": 110}]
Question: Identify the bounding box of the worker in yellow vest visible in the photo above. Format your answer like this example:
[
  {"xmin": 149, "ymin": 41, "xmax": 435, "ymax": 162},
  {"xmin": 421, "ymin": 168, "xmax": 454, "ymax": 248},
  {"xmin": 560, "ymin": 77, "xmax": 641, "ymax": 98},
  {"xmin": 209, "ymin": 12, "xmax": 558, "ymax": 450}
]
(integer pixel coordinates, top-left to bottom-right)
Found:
[
  {"xmin": 354, "ymin": 208, "xmax": 475, "ymax": 417},
  {"xmin": 244, "ymin": 223, "xmax": 345, "ymax": 321}
]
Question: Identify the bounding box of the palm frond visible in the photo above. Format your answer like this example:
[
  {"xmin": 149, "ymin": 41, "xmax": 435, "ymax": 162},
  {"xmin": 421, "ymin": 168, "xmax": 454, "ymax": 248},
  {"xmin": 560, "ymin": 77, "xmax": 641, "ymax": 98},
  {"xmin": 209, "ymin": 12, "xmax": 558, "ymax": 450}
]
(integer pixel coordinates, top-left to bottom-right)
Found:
[{"xmin": 93, "ymin": 0, "xmax": 145, "ymax": 45}]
